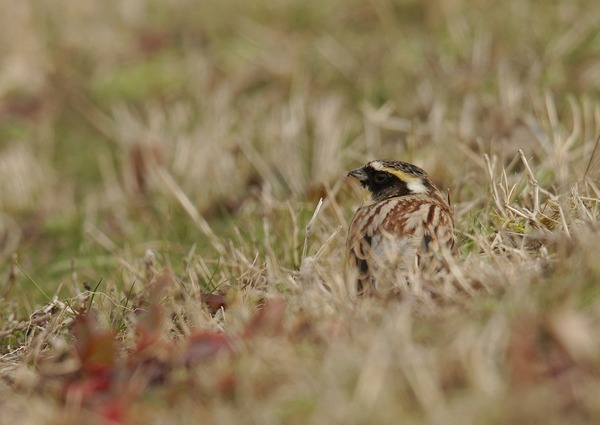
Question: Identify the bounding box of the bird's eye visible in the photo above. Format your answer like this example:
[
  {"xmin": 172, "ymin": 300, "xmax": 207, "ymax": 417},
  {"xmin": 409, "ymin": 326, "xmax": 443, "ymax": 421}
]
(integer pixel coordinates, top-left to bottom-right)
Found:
[{"xmin": 374, "ymin": 172, "xmax": 389, "ymax": 184}]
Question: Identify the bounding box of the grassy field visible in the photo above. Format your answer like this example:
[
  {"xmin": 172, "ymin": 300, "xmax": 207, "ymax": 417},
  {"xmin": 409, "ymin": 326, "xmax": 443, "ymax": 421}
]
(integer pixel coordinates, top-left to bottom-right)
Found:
[{"xmin": 1, "ymin": 0, "xmax": 600, "ymax": 423}]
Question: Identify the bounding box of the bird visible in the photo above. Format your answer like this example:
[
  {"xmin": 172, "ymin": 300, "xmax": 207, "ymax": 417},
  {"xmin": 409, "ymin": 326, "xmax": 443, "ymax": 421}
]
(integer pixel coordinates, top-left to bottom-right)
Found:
[{"xmin": 346, "ymin": 159, "xmax": 454, "ymax": 294}]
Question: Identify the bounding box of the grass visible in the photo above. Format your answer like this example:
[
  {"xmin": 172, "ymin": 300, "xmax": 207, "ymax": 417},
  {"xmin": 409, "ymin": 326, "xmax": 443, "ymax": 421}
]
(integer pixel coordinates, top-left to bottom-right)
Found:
[{"xmin": 1, "ymin": 0, "xmax": 600, "ymax": 423}]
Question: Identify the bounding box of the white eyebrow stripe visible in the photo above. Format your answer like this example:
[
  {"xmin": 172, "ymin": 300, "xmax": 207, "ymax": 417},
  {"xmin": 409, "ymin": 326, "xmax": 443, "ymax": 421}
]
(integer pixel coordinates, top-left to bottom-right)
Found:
[
  {"xmin": 407, "ymin": 180, "xmax": 428, "ymax": 193},
  {"xmin": 370, "ymin": 161, "xmax": 383, "ymax": 170}
]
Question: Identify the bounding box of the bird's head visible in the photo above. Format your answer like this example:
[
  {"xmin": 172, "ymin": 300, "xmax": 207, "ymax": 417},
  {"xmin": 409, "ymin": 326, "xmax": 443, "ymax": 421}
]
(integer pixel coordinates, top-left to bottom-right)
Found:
[{"xmin": 348, "ymin": 159, "xmax": 435, "ymax": 202}]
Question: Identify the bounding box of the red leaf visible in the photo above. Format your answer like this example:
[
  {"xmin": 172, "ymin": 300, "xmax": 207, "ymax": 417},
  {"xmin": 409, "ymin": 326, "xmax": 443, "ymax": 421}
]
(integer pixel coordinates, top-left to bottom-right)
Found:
[
  {"xmin": 184, "ymin": 330, "xmax": 231, "ymax": 366},
  {"xmin": 96, "ymin": 398, "xmax": 127, "ymax": 424},
  {"xmin": 63, "ymin": 373, "xmax": 112, "ymax": 401},
  {"xmin": 73, "ymin": 312, "xmax": 117, "ymax": 374}
]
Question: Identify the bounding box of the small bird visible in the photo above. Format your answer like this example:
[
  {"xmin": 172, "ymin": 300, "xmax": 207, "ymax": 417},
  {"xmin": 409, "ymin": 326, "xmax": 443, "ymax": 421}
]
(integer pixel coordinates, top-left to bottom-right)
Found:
[{"xmin": 346, "ymin": 159, "xmax": 454, "ymax": 294}]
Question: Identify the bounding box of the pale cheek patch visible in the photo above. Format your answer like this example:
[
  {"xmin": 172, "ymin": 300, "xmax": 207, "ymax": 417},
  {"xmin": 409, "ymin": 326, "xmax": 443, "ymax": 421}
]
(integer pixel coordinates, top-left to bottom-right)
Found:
[
  {"xmin": 407, "ymin": 180, "xmax": 428, "ymax": 193},
  {"xmin": 361, "ymin": 187, "xmax": 374, "ymax": 203}
]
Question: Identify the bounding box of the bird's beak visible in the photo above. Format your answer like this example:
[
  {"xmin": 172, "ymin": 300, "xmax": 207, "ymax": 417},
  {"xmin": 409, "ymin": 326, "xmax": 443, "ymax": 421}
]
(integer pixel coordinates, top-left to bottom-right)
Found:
[{"xmin": 348, "ymin": 167, "xmax": 368, "ymax": 182}]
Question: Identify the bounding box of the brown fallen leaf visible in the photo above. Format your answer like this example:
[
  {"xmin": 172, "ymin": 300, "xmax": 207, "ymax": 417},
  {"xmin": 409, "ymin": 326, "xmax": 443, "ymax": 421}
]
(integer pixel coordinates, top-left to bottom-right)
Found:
[
  {"xmin": 200, "ymin": 293, "xmax": 228, "ymax": 314},
  {"xmin": 183, "ymin": 330, "xmax": 232, "ymax": 366}
]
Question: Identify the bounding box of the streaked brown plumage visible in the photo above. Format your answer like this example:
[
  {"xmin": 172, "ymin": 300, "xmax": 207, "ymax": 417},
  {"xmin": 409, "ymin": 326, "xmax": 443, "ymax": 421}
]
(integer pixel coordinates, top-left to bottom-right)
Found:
[{"xmin": 346, "ymin": 160, "xmax": 454, "ymax": 294}]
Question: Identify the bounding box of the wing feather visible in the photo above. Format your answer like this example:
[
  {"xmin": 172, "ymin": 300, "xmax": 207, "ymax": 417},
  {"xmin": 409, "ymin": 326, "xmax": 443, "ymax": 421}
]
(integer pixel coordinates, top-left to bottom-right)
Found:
[{"xmin": 346, "ymin": 194, "xmax": 454, "ymax": 292}]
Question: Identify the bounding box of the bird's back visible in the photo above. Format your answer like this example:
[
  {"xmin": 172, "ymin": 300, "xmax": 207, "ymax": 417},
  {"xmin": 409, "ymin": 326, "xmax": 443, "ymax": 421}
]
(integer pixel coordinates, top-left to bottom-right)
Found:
[{"xmin": 346, "ymin": 192, "xmax": 454, "ymax": 293}]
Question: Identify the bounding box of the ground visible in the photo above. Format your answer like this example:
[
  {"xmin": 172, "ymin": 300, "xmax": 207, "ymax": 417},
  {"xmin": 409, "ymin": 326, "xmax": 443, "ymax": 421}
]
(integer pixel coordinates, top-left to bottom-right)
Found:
[{"xmin": 1, "ymin": 0, "xmax": 600, "ymax": 424}]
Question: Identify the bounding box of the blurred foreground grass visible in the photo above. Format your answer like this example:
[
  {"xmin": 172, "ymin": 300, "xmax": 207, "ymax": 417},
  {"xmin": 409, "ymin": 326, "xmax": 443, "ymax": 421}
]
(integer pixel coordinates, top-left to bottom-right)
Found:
[{"xmin": 1, "ymin": 0, "xmax": 600, "ymax": 424}]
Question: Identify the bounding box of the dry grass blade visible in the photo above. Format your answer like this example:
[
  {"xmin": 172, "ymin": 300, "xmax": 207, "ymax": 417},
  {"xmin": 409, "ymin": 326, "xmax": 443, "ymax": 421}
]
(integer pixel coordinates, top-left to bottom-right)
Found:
[
  {"xmin": 519, "ymin": 149, "xmax": 540, "ymax": 216},
  {"xmin": 154, "ymin": 167, "xmax": 225, "ymax": 254},
  {"xmin": 584, "ymin": 133, "xmax": 600, "ymax": 182},
  {"xmin": 302, "ymin": 197, "xmax": 323, "ymax": 262}
]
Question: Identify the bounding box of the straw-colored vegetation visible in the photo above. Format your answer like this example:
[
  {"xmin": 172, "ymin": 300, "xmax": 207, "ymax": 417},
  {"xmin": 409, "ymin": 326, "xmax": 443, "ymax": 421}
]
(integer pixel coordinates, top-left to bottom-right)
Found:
[{"xmin": 1, "ymin": 0, "xmax": 600, "ymax": 423}]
